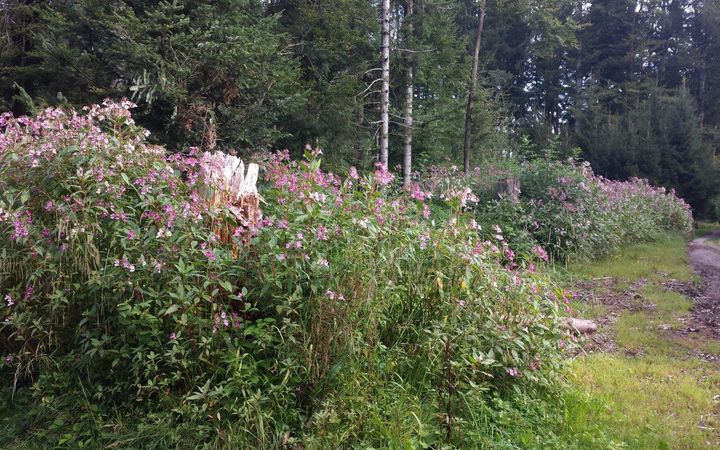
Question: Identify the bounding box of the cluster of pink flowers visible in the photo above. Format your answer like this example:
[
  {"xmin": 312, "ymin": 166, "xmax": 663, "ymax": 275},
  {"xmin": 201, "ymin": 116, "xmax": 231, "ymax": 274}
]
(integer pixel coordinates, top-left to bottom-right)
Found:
[
  {"xmin": 114, "ymin": 258, "xmax": 136, "ymax": 272},
  {"xmin": 325, "ymin": 289, "xmax": 345, "ymax": 301},
  {"xmin": 212, "ymin": 310, "xmax": 242, "ymax": 334},
  {"xmin": 10, "ymin": 211, "xmax": 32, "ymax": 241},
  {"xmin": 374, "ymin": 163, "xmax": 395, "ymax": 186},
  {"xmin": 532, "ymin": 245, "xmax": 549, "ymax": 262}
]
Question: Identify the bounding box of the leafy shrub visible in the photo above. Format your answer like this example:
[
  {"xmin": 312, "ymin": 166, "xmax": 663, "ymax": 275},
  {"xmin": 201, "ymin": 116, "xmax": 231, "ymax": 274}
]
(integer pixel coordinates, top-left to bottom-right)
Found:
[
  {"xmin": 0, "ymin": 102, "xmax": 300, "ymax": 445},
  {"xmin": 424, "ymin": 159, "xmax": 693, "ymax": 262},
  {"xmin": 1, "ymin": 103, "xmax": 570, "ymax": 447}
]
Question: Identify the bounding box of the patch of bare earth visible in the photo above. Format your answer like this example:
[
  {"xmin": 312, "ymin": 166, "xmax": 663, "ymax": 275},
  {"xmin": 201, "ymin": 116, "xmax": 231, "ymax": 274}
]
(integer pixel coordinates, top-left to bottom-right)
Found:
[
  {"xmin": 688, "ymin": 232, "xmax": 720, "ymax": 334},
  {"xmin": 572, "ymin": 232, "xmax": 720, "ymax": 361},
  {"xmin": 573, "ymin": 277, "xmax": 651, "ymax": 355}
]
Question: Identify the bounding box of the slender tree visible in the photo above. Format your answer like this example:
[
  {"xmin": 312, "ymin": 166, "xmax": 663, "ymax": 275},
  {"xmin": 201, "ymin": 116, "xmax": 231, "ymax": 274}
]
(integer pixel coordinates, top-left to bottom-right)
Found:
[
  {"xmin": 402, "ymin": 0, "xmax": 414, "ymax": 186},
  {"xmin": 463, "ymin": 0, "xmax": 485, "ymax": 173},
  {"xmin": 379, "ymin": 0, "xmax": 391, "ymax": 169}
]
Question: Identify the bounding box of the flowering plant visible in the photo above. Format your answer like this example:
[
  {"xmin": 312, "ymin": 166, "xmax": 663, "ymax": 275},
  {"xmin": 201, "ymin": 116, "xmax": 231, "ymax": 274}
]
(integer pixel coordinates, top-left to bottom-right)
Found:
[
  {"xmin": 1, "ymin": 103, "xmax": 571, "ymax": 447},
  {"xmin": 424, "ymin": 159, "xmax": 693, "ymax": 262}
]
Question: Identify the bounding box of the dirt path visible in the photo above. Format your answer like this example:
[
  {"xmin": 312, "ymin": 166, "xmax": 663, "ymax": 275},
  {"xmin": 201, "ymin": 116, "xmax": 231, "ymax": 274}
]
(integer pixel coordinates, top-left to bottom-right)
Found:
[
  {"xmin": 688, "ymin": 231, "xmax": 720, "ymax": 337},
  {"xmin": 570, "ymin": 232, "xmax": 720, "ymax": 357}
]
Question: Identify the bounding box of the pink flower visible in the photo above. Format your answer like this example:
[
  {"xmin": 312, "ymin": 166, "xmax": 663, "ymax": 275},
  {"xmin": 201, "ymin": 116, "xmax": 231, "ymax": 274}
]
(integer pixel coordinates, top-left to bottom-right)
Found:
[
  {"xmin": 325, "ymin": 289, "xmax": 336, "ymax": 300},
  {"xmin": 506, "ymin": 367, "xmax": 520, "ymax": 377},
  {"xmin": 204, "ymin": 250, "xmax": 216, "ymax": 261},
  {"xmin": 349, "ymin": 167, "xmax": 359, "ymax": 180},
  {"xmin": 309, "ymin": 192, "xmax": 326, "ymax": 203},
  {"xmin": 530, "ymin": 358, "xmax": 541, "ymax": 372},
  {"xmin": 532, "ymin": 245, "xmax": 549, "ymax": 262},
  {"xmin": 315, "ymin": 225, "xmax": 328, "ymax": 241},
  {"xmin": 4, "ymin": 294, "xmax": 13, "ymax": 307},
  {"xmin": 419, "ymin": 232, "xmax": 430, "ymax": 250},
  {"xmin": 504, "ymin": 247, "xmax": 515, "ymax": 261},
  {"xmin": 375, "ymin": 163, "xmax": 395, "ymax": 186},
  {"xmin": 169, "ymin": 332, "xmax": 177, "ymax": 340},
  {"xmin": 410, "ymin": 183, "xmax": 428, "ymax": 201}
]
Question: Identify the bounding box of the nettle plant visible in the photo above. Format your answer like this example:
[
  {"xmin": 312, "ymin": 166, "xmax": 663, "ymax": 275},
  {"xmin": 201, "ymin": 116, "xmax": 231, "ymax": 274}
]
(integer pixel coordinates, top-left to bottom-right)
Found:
[{"xmin": 0, "ymin": 102, "xmax": 570, "ymax": 446}]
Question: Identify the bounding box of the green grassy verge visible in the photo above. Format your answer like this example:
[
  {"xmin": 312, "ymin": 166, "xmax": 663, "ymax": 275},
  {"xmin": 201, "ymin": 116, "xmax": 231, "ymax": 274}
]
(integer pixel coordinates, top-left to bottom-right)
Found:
[
  {"xmin": 695, "ymin": 221, "xmax": 720, "ymax": 239},
  {"xmin": 563, "ymin": 233, "xmax": 720, "ymax": 449}
]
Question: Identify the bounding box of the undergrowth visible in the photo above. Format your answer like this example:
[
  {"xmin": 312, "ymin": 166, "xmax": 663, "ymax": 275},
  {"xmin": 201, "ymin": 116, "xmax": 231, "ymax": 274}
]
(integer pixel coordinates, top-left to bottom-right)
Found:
[{"xmin": 0, "ymin": 103, "xmax": 699, "ymax": 448}]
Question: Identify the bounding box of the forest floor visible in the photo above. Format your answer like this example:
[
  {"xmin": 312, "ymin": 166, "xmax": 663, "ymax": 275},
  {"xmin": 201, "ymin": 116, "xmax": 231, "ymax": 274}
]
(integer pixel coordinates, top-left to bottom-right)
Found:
[{"xmin": 564, "ymin": 231, "xmax": 720, "ymax": 449}]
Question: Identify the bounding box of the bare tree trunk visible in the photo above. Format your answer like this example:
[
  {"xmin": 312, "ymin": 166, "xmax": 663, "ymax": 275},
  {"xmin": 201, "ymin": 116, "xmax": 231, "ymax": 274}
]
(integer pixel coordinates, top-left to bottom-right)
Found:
[
  {"xmin": 699, "ymin": 60, "xmax": 706, "ymax": 135},
  {"xmin": 379, "ymin": 0, "xmax": 391, "ymax": 169},
  {"xmin": 574, "ymin": 0, "xmax": 584, "ymax": 135},
  {"xmin": 463, "ymin": 1, "xmax": 486, "ymax": 173},
  {"xmin": 403, "ymin": 0, "xmax": 414, "ymax": 187},
  {"xmin": 574, "ymin": 50, "xmax": 582, "ymax": 134}
]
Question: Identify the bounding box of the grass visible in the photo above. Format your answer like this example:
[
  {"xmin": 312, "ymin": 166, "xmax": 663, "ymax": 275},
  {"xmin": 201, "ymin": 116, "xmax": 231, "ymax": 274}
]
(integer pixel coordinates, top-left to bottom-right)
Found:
[
  {"xmin": 569, "ymin": 233, "xmax": 696, "ymax": 283},
  {"xmin": 615, "ymin": 286, "xmax": 692, "ymax": 355},
  {"xmin": 695, "ymin": 221, "xmax": 720, "ymax": 239},
  {"xmin": 568, "ymin": 356, "xmax": 720, "ymax": 449},
  {"xmin": 563, "ymin": 233, "xmax": 720, "ymax": 449}
]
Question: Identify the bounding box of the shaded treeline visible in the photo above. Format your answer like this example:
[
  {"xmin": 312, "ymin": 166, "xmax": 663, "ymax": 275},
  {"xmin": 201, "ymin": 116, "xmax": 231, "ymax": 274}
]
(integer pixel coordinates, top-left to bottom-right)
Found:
[{"xmin": 1, "ymin": 0, "xmax": 719, "ymax": 215}]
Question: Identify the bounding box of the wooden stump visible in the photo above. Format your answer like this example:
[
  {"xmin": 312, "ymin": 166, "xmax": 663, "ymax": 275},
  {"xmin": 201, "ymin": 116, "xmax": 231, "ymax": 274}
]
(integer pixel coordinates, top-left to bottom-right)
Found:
[
  {"xmin": 496, "ymin": 176, "xmax": 520, "ymax": 203},
  {"xmin": 203, "ymin": 152, "xmax": 261, "ymax": 253}
]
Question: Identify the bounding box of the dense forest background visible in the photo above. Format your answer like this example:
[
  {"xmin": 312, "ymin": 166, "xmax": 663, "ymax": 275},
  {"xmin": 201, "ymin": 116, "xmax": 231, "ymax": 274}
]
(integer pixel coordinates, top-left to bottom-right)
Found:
[{"xmin": 1, "ymin": 0, "xmax": 719, "ymax": 217}]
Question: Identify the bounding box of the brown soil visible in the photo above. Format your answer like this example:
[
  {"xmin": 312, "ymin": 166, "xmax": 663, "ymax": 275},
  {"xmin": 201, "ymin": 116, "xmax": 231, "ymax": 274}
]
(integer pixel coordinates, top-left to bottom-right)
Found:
[
  {"xmin": 686, "ymin": 231, "xmax": 720, "ymax": 340},
  {"xmin": 572, "ymin": 277, "xmax": 652, "ymax": 355}
]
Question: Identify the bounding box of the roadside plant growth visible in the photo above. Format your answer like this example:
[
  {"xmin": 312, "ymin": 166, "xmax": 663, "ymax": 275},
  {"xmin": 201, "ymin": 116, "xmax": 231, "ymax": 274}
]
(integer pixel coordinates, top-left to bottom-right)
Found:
[
  {"xmin": 0, "ymin": 102, "xmax": 691, "ymax": 447},
  {"xmin": 1, "ymin": 102, "xmax": 570, "ymax": 447},
  {"xmin": 421, "ymin": 160, "xmax": 693, "ymax": 262}
]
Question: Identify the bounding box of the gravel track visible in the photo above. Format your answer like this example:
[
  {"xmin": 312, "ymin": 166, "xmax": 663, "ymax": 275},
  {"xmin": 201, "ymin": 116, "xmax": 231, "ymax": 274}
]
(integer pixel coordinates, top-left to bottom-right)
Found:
[{"xmin": 688, "ymin": 231, "xmax": 720, "ymax": 337}]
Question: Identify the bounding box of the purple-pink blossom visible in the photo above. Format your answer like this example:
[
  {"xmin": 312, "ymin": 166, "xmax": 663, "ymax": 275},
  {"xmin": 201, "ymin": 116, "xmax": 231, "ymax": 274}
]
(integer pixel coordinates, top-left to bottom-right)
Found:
[
  {"xmin": 375, "ymin": 163, "xmax": 395, "ymax": 186},
  {"xmin": 316, "ymin": 225, "xmax": 328, "ymax": 241},
  {"xmin": 532, "ymin": 245, "xmax": 549, "ymax": 262}
]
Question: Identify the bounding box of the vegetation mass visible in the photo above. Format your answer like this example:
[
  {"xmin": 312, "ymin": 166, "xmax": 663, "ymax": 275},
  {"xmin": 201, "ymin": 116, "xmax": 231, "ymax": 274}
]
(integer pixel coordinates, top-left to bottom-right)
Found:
[{"xmin": 1, "ymin": 0, "xmax": 718, "ymax": 448}]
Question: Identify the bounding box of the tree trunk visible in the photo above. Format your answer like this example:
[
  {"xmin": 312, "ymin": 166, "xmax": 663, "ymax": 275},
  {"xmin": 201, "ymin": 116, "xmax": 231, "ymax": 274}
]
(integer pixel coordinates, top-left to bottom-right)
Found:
[
  {"xmin": 403, "ymin": 0, "xmax": 414, "ymax": 187},
  {"xmin": 574, "ymin": 50, "xmax": 582, "ymax": 134},
  {"xmin": 379, "ymin": 0, "xmax": 391, "ymax": 169},
  {"xmin": 574, "ymin": 0, "xmax": 584, "ymax": 135},
  {"xmin": 463, "ymin": 1, "xmax": 486, "ymax": 173},
  {"xmin": 699, "ymin": 60, "xmax": 706, "ymax": 135}
]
